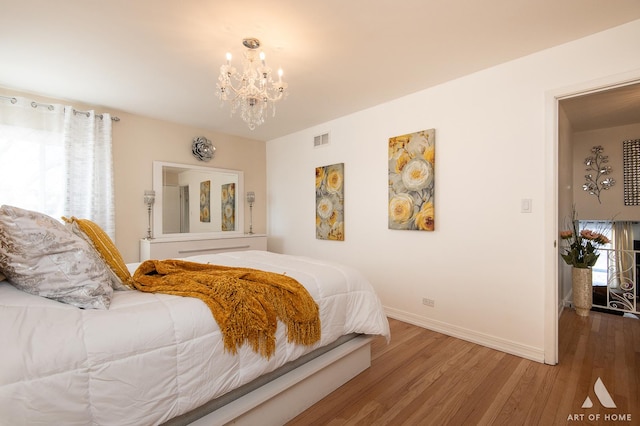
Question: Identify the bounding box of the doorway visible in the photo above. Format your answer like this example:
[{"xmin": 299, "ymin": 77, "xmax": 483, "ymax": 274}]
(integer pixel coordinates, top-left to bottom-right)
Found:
[{"xmin": 547, "ymin": 78, "xmax": 640, "ymax": 364}]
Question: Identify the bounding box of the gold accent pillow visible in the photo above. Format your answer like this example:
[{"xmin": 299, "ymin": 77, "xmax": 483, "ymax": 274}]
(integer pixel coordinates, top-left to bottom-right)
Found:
[{"xmin": 63, "ymin": 217, "xmax": 134, "ymax": 290}]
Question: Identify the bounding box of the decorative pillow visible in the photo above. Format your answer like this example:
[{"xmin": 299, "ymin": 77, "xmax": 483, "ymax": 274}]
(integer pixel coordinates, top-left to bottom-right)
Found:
[
  {"xmin": 63, "ymin": 216, "xmax": 134, "ymax": 290},
  {"xmin": 0, "ymin": 205, "xmax": 113, "ymax": 309},
  {"xmin": 0, "ymin": 273, "xmax": 5, "ymax": 281}
]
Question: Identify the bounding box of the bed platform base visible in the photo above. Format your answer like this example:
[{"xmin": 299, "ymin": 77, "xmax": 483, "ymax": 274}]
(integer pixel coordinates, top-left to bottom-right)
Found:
[{"xmin": 174, "ymin": 335, "xmax": 372, "ymax": 426}]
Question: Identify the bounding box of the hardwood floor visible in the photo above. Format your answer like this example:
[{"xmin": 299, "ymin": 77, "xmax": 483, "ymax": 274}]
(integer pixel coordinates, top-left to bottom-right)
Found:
[{"xmin": 287, "ymin": 310, "xmax": 640, "ymax": 425}]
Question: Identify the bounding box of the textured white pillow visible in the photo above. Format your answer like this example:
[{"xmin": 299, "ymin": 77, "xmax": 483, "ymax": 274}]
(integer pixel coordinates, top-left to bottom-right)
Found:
[{"xmin": 0, "ymin": 205, "xmax": 113, "ymax": 309}]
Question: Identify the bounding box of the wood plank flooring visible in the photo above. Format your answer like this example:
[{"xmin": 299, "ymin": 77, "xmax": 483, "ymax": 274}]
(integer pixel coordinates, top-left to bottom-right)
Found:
[{"xmin": 286, "ymin": 310, "xmax": 640, "ymax": 425}]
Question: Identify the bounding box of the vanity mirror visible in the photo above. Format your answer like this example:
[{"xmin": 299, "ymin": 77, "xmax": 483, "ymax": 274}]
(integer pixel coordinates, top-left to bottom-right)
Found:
[{"xmin": 152, "ymin": 161, "xmax": 244, "ymax": 238}]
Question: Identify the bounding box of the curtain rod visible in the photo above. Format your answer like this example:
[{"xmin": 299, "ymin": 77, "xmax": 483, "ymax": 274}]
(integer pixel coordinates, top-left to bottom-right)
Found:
[{"xmin": 0, "ymin": 95, "xmax": 120, "ymax": 122}]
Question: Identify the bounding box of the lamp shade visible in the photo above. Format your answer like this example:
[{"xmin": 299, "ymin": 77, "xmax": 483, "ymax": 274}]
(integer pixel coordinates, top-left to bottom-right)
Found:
[{"xmin": 144, "ymin": 190, "xmax": 156, "ymax": 205}]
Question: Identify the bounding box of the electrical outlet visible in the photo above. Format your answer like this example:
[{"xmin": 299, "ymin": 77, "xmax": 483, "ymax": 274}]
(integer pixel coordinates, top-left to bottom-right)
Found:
[{"xmin": 422, "ymin": 298, "xmax": 435, "ymax": 307}]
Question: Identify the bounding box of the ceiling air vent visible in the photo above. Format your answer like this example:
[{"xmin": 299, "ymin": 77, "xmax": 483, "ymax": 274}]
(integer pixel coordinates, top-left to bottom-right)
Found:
[{"xmin": 314, "ymin": 132, "xmax": 330, "ymax": 148}]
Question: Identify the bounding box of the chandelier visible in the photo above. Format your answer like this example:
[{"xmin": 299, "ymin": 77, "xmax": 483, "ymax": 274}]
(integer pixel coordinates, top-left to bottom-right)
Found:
[{"xmin": 216, "ymin": 38, "xmax": 288, "ymax": 130}]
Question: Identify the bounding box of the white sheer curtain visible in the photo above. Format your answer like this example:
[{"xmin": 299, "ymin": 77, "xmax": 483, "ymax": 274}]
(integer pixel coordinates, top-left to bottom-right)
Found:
[
  {"xmin": 613, "ymin": 221, "xmax": 634, "ymax": 290},
  {"xmin": 0, "ymin": 96, "xmax": 115, "ymax": 239},
  {"xmin": 63, "ymin": 108, "xmax": 115, "ymax": 238}
]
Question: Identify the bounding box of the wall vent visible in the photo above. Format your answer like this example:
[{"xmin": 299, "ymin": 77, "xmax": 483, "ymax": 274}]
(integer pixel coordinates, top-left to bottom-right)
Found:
[{"xmin": 314, "ymin": 132, "xmax": 330, "ymax": 147}]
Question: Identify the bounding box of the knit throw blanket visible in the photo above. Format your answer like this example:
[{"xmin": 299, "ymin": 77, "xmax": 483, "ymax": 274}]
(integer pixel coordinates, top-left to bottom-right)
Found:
[{"xmin": 133, "ymin": 259, "xmax": 321, "ymax": 358}]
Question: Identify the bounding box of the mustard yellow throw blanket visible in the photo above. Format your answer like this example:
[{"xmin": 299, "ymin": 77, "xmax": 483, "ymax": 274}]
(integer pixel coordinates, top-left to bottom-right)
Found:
[{"xmin": 133, "ymin": 259, "xmax": 321, "ymax": 358}]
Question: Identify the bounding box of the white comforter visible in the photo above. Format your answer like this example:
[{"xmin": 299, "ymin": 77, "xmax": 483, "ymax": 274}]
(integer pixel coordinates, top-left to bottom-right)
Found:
[{"xmin": 0, "ymin": 250, "xmax": 389, "ymax": 426}]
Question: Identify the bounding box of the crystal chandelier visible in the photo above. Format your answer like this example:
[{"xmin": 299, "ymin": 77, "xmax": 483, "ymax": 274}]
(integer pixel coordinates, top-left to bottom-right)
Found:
[{"xmin": 216, "ymin": 38, "xmax": 288, "ymax": 130}]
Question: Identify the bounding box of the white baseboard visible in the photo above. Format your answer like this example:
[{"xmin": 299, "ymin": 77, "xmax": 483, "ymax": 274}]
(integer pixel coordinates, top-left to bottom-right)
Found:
[{"xmin": 384, "ymin": 306, "xmax": 545, "ymax": 363}]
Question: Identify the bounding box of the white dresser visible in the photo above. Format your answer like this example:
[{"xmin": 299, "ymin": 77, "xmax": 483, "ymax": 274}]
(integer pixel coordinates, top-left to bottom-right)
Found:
[{"xmin": 139, "ymin": 234, "xmax": 267, "ymax": 261}]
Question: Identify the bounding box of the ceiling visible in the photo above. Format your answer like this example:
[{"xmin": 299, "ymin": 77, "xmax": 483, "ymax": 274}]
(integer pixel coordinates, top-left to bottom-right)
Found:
[
  {"xmin": 2, "ymin": 1, "xmax": 640, "ymax": 141},
  {"xmin": 561, "ymin": 82, "xmax": 640, "ymax": 132}
]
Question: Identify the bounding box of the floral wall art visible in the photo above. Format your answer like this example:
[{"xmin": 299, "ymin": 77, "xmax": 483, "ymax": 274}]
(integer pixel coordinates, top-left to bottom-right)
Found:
[
  {"xmin": 315, "ymin": 163, "xmax": 344, "ymax": 240},
  {"xmin": 221, "ymin": 182, "xmax": 235, "ymax": 231},
  {"xmin": 388, "ymin": 129, "xmax": 435, "ymax": 231},
  {"xmin": 199, "ymin": 180, "xmax": 210, "ymax": 223}
]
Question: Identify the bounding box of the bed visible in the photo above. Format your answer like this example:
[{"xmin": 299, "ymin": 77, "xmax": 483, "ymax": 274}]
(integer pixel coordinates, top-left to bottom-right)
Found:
[{"xmin": 0, "ymin": 207, "xmax": 390, "ymax": 426}]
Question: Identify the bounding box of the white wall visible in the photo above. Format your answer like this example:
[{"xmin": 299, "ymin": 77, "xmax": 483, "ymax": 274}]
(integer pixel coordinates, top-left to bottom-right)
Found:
[
  {"xmin": 558, "ymin": 106, "xmax": 574, "ymax": 310},
  {"xmin": 266, "ymin": 20, "xmax": 640, "ymax": 362},
  {"xmin": 573, "ymin": 122, "xmax": 640, "ymax": 219},
  {"xmin": 112, "ymin": 115, "xmax": 265, "ymax": 263}
]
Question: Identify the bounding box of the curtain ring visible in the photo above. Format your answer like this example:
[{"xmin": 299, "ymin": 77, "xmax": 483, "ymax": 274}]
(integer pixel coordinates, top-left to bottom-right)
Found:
[{"xmin": 30, "ymin": 101, "xmax": 54, "ymax": 111}]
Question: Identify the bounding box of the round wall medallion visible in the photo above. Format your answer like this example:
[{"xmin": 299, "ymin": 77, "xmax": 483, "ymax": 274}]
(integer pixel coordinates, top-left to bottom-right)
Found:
[{"xmin": 192, "ymin": 136, "xmax": 215, "ymax": 161}]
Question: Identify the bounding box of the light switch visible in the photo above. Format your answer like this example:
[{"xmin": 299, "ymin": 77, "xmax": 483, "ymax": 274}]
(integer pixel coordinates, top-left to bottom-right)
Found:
[{"xmin": 521, "ymin": 198, "xmax": 532, "ymax": 213}]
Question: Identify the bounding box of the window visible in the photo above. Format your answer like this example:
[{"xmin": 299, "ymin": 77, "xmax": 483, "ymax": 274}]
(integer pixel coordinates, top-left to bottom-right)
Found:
[
  {"xmin": 0, "ymin": 96, "xmax": 115, "ymax": 238},
  {"xmin": 0, "ymin": 121, "xmax": 66, "ymax": 218},
  {"xmin": 579, "ymin": 220, "xmax": 612, "ymax": 287}
]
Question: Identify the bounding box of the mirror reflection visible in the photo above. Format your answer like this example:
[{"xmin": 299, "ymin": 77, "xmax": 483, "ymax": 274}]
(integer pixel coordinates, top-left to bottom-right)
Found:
[{"xmin": 153, "ymin": 161, "xmax": 244, "ymax": 237}]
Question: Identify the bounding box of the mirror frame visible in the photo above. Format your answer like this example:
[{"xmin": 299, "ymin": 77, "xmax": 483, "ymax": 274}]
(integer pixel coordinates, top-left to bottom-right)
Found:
[{"xmin": 152, "ymin": 160, "xmax": 244, "ymax": 239}]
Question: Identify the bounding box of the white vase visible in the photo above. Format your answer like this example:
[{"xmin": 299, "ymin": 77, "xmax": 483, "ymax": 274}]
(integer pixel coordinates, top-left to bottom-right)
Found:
[{"xmin": 572, "ymin": 267, "xmax": 593, "ymax": 317}]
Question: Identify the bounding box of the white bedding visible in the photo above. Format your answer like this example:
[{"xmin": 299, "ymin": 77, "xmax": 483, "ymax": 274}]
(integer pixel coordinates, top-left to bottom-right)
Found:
[{"xmin": 0, "ymin": 250, "xmax": 389, "ymax": 425}]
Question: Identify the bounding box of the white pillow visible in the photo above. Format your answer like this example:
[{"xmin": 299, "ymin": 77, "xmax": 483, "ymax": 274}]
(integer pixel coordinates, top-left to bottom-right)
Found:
[{"xmin": 0, "ymin": 205, "xmax": 113, "ymax": 309}]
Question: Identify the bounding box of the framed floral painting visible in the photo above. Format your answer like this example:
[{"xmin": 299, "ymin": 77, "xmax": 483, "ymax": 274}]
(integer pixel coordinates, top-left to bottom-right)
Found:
[
  {"xmin": 388, "ymin": 129, "xmax": 435, "ymax": 231},
  {"xmin": 199, "ymin": 180, "xmax": 210, "ymax": 223},
  {"xmin": 316, "ymin": 163, "xmax": 344, "ymax": 240},
  {"xmin": 221, "ymin": 182, "xmax": 235, "ymax": 231}
]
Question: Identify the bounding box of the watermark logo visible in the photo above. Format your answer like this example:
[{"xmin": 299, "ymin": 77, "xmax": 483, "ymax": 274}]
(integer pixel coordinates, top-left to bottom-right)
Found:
[
  {"xmin": 581, "ymin": 377, "xmax": 616, "ymax": 408},
  {"xmin": 567, "ymin": 377, "xmax": 632, "ymax": 423}
]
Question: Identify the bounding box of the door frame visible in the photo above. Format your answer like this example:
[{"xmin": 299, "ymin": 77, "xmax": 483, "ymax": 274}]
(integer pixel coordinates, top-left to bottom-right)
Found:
[{"xmin": 544, "ymin": 70, "xmax": 640, "ymax": 365}]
